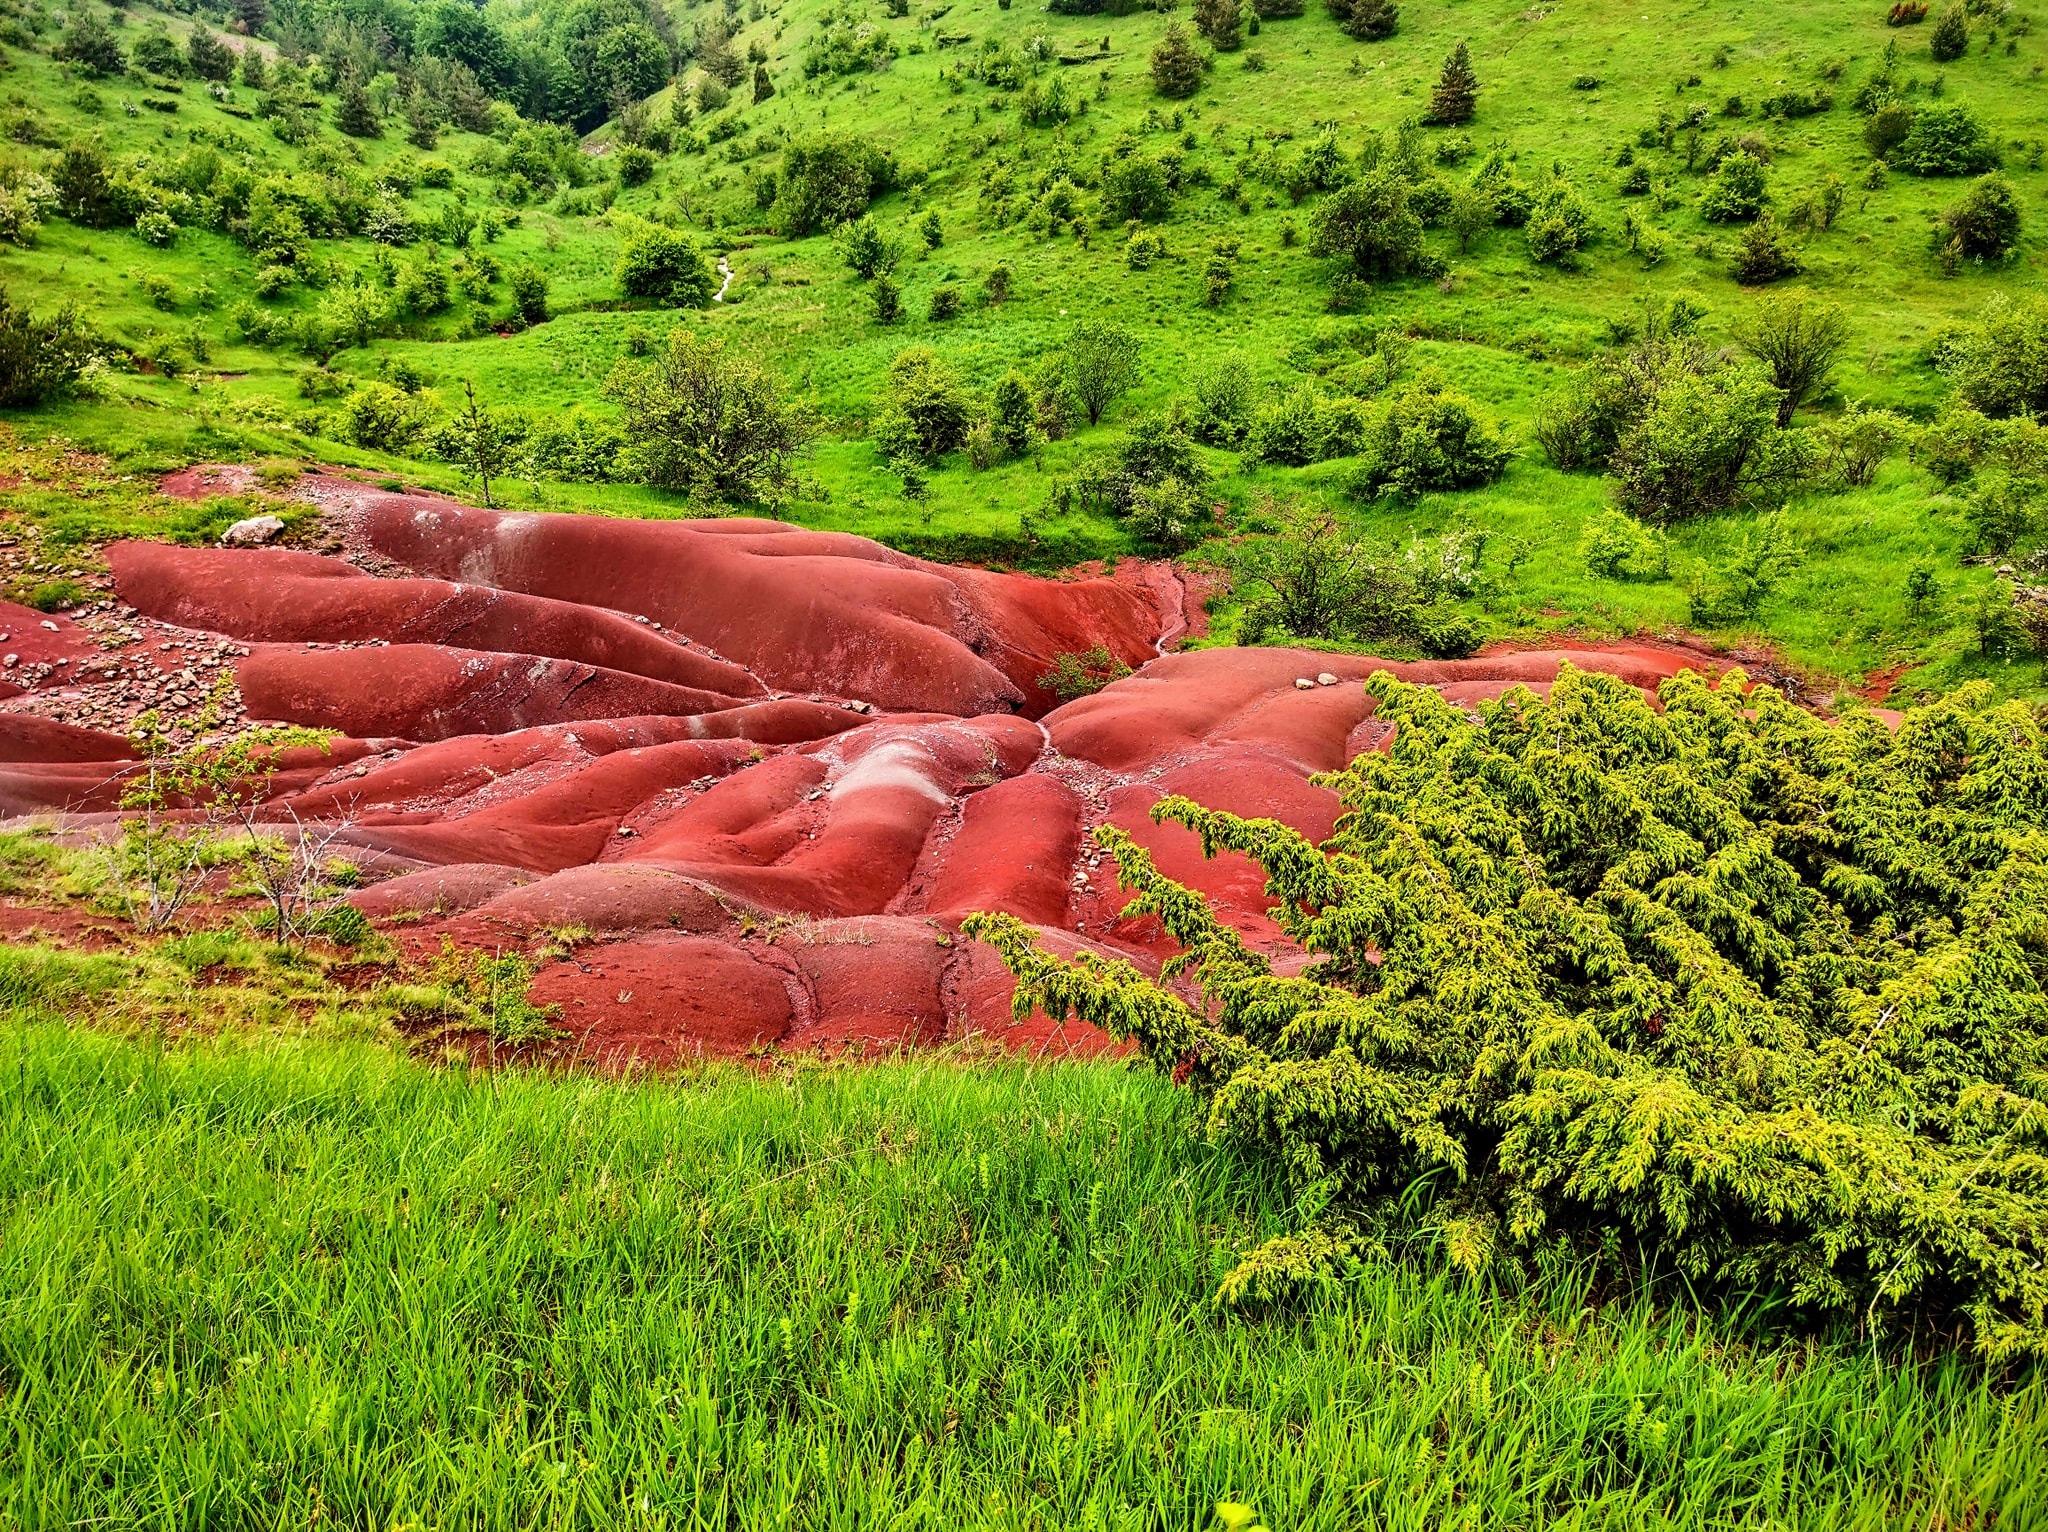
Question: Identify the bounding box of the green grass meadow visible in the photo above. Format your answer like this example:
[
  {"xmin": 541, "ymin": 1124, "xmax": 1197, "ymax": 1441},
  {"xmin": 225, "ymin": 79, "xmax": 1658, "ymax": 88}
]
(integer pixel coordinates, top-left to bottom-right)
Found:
[{"xmin": 1, "ymin": 1016, "xmax": 2043, "ymax": 1530}]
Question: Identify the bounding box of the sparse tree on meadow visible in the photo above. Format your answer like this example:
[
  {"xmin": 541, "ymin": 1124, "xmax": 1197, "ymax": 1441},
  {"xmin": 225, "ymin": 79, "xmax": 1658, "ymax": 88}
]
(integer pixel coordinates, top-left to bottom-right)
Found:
[
  {"xmin": 1150, "ymin": 22, "xmax": 1205, "ymax": 100},
  {"xmin": 1735, "ymin": 289, "xmax": 1850, "ymax": 424},
  {"xmin": 1427, "ymin": 42, "xmax": 1479, "ymax": 125},
  {"xmin": 1066, "ymin": 319, "xmax": 1141, "ymax": 426}
]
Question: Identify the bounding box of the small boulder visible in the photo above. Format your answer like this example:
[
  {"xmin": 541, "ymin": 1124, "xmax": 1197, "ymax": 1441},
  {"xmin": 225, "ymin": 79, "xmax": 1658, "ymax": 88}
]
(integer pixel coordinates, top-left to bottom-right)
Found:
[
  {"xmin": 220, "ymin": 514, "xmax": 286, "ymax": 547},
  {"xmin": 1294, "ymin": 677, "xmax": 1315, "ymax": 690},
  {"xmin": 1316, "ymin": 672, "xmax": 1340, "ymax": 687}
]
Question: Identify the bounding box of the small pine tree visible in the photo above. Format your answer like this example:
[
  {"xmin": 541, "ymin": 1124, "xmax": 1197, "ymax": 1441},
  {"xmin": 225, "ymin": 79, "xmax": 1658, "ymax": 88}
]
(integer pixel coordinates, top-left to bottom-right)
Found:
[
  {"xmin": 871, "ymin": 272, "xmax": 903, "ymax": 323},
  {"xmin": 1930, "ymin": 2, "xmax": 1969, "ymax": 60},
  {"xmin": 1331, "ymin": 0, "xmax": 1398, "ymax": 43},
  {"xmin": 1194, "ymin": 0, "xmax": 1244, "ymax": 52},
  {"xmin": 1150, "ymin": 21, "xmax": 1205, "ymax": 100},
  {"xmin": 233, "ymin": 0, "xmax": 270, "ymax": 33},
  {"xmin": 752, "ymin": 63, "xmax": 775, "ymax": 104},
  {"xmin": 991, "ymin": 369, "xmax": 1035, "ymax": 457},
  {"xmin": 186, "ymin": 27, "xmax": 236, "ymax": 82},
  {"xmin": 336, "ymin": 77, "xmax": 380, "ymax": 138},
  {"xmin": 1427, "ymin": 41, "xmax": 1479, "ymax": 125},
  {"xmin": 1731, "ymin": 214, "xmax": 1800, "ymax": 285}
]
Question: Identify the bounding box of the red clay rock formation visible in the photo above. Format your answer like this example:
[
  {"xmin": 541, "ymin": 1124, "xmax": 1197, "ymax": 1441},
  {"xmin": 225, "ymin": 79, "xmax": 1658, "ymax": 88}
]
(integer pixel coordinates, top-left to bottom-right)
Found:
[{"xmin": 0, "ymin": 480, "xmax": 1740, "ymax": 1064}]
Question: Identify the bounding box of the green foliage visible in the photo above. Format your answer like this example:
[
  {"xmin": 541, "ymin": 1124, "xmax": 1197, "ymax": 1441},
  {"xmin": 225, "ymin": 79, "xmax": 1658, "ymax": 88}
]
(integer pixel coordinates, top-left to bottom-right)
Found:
[
  {"xmin": 1940, "ymin": 296, "xmax": 2048, "ymax": 419},
  {"xmin": 0, "ymin": 289, "xmax": 92, "ymax": 408},
  {"xmin": 1699, "ymin": 149, "xmax": 1769, "ymax": 222},
  {"xmin": 1065, "ymin": 318, "xmax": 1141, "ymax": 427},
  {"xmin": 772, "ymin": 133, "xmax": 895, "ymax": 235},
  {"xmin": 336, "ymin": 381, "xmax": 434, "ymax": 452},
  {"xmin": 1735, "ymin": 289, "xmax": 1850, "ymax": 425},
  {"xmin": 1578, "ymin": 506, "xmax": 1667, "ymax": 579},
  {"xmin": 834, "ymin": 213, "xmax": 899, "ymax": 279},
  {"xmin": 1309, "ymin": 168, "xmax": 1424, "ymax": 280},
  {"xmin": 1230, "ymin": 498, "xmax": 1483, "ymax": 654},
  {"xmin": 507, "ymin": 262, "xmax": 549, "ymax": 324},
  {"xmin": 1328, "ymin": 0, "xmax": 1399, "ymax": 42},
  {"xmin": 1730, "ymin": 213, "xmax": 1801, "ymax": 285},
  {"xmin": 1150, "ymin": 21, "xmax": 1205, "ymax": 100},
  {"xmin": 50, "ymin": 11, "xmax": 124, "ymax": 76},
  {"xmin": 615, "ymin": 224, "xmax": 715, "ymax": 306},
  {"xmin": 802, "ymin": 3, "xmax": 900, "ymax": 79},
  {"xmin": 1816, "ymin": 402, "xmax": 1911, "ymax": 487},
  {"xmin": 600, "ymin": 328, "xmax": 817, "ymax": 502},
  {"xmin": 969, "ymin": 664, "xmax": 2048, "ymax": 1357},
  {"xmin": 1037, "ymin": 644, "xmax": 1133, "ymax": 701},
  {"xmin": 1610, "ymin": 357, "xmax": 1809, "ymax": 522},
  {"xmin": 1685, "ymin": 509, "xmax": 1805, "ymax": 622},
  {"xmin": 872, "ymin": 346, "xmax": 974, "ymax": 460},
  {"xmin": 420, "ymin": 940, "xmax": 562, "ymax": 1043},
  {"xmin": 1929, "ymin": 1, "xmax": 1969, "ymax": 61},
  {"xmin": 1188, "ymin": 352, "xmax": 1258, "ymax": 447},
  {"xmin": 1348, "ymin": 377, "xmax": 1514, "ymax": 499},
  {"xmin": 1100, "ymin": 153, "xmax": 1174, "ymax": 223},
  {"xmin": 1523, "ymin": 177, "xmax": 1597, "ymax": 265},
  {"xmin": 1243, "ymin": 384, "xmax": 1365, "ymax": 468},
  {"xmin": 1426, "ymin": 41, "xmax": 1478, "ymax": 127},
  {"xmin": 615, "ymin": 144, "xmax": 657, "ymax": 187},
  {"xmin": 1894, "ymin": 101, "xmax": 1998, "ymax": 175},
  {"xmin": 1941, "ymin": 174, "xmax": 2022, "ymax": 260}
]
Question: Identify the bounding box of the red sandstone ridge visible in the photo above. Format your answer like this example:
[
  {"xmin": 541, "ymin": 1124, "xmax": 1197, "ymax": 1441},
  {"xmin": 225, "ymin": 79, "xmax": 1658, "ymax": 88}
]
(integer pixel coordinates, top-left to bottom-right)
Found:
[{"xmin": 3, "ymin": 481, "xmax": 1732, "ymax": 1067}]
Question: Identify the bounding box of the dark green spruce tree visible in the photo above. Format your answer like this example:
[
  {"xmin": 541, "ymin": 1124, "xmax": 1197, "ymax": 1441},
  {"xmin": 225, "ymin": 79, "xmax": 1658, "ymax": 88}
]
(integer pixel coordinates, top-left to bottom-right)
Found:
[{"xmin": 1428, "ymin": 41, "xmax": 1479, "ymax": 125}]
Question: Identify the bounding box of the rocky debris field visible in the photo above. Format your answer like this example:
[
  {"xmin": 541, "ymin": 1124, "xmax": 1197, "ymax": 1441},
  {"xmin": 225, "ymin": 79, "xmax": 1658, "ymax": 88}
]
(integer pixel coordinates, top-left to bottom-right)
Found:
[{"xmin": 0, "ymin": 469, "xmax": 1730, "ymax": 1064}]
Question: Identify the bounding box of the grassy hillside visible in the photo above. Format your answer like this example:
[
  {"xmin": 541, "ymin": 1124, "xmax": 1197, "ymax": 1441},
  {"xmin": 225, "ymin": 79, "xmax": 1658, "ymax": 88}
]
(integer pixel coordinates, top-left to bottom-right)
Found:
[
  {"xmin": 1, "ymin": 1012, "xmax": 2043, "ymax": 1529},
  {"xmin": 0, "ymin": 0, "xmax": 2045, "ymax": 690}
]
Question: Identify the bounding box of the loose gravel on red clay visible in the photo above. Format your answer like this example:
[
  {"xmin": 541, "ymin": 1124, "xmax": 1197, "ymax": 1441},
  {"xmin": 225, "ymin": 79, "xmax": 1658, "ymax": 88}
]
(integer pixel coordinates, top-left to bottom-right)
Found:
[{"xmin": 0, "ymin": 471, "xmax": 1738, "ymax": 1066}]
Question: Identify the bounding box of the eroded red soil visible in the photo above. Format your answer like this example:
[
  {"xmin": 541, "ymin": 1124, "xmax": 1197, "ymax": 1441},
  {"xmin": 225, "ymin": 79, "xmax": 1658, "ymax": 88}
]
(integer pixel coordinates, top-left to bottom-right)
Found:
[{"xmin": 0, "ymin": 474, "xmax": 1729, "ymax": 1064}]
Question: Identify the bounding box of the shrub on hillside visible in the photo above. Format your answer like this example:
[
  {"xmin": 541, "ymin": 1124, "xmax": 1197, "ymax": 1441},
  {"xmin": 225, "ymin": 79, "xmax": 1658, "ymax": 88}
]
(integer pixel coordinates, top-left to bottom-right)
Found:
[
  {"xmin": 1310, "ymin": 168, "xmax": 1425, "ymax": 279},
  {"xmin": 51, "ymin": 11, "xmax": 124, "ymax": 76},
  {"xmin": 1150, "ymin": 22, "xmax": 1204, "ymax": 99},
  {"xmin": 615, "ymin": 226, "xmax": 715, "ymax": 306},
  {"xmin": 1348, "ymin": 378, "xmax": 1514, "ymax": 498},
  {"xmin": 834, "ymin": 214, "xmax": 898, "ymax": 279},
  {"xmin": 1609, "ymin": 359, "xmax": 1809, "ymax": 521},
  {"xmin": 1242, "ymin": 384, "xmax": 1371, "ymax": 467},
  {"xmin": 1894, "ymin": 102, "xmax": 1998, "ymax": 175},
  {"xmin": 1938, "ymin": 296, "xmax": 2048, "ymax": 418},
  {"xmin": 1863, "ymin": 99, "xmax": 1916, "ymax": 159},
  {"xmin": 1940, "ymin": 174, "xmax": 2022, "ymax": 260},
  {"xmin": 1699, "ymin": 149, "xmax": 1769, "ymax": 221},
  {"xmin": 1229, "ymin": 499, "xmax": 1479, "ymax": 654},
  {"xmin": 1929, "ymin": 1, "xmax": 1969, "ymax": 60},
  {"xmin": 1730, "ymin": 215, "xmax": 1800, "ymax": 285},
  {"xmin": 1101, "ymin": 154, "xmax": 1174, "ymax": 223},
  {"xmin": 1578, "ymin": 505, "xmax": 1667, "ymax": 579},
  {"xmin": 1523, "ymin": 178, "xmax": 1596, "ymax": 264},
  {"xmin": 772, "ymin": 133, "xmax": 897, "ymax": 235},
  {"xmin": 872, "ymin": 347, "xmax": 975, "ymax": 461},
  {"xmin": 1065, "ymin": 318, "xmax": 1140, "ymax": 426},
  {"xmin": 1188, "ymin": 353, "xmax": 1257, "ymax": 447},
  {"xmin": 1537, "ymin": 332, "xmax": 1811, "ymax": 520},
  {"xmin": 615, "ymin": 146, "xmax": 657, "ymax": 187},
  {"xmin": 0, "ymin": 290, "xmax": 93, "ymax": 407},
  {"xmin": 967, "ymin": 665, "xmax": 2048, "ymax": 1358},
  {"xmin": 1326, "ymin": 0, "xmax": 1398, "ymax": 41},
  {"xmin": 601, "ymin": 329, "xmax": 816, "ymax": 502}
]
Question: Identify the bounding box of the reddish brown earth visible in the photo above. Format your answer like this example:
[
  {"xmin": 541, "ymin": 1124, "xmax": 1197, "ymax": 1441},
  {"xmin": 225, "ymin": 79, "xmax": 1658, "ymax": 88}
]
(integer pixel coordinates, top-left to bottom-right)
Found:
[{"xmin": 0, "ymin": 475, "xmax": 1731, "ymax": 1065}]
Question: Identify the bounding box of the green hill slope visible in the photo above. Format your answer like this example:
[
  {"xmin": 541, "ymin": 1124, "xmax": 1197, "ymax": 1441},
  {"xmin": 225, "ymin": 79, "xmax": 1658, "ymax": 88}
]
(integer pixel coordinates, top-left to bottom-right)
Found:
[{"xmin": 1, "ymin": 0, "xmax": 2045, "ymax": 695}]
